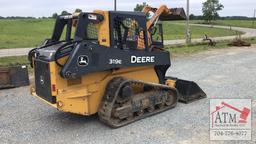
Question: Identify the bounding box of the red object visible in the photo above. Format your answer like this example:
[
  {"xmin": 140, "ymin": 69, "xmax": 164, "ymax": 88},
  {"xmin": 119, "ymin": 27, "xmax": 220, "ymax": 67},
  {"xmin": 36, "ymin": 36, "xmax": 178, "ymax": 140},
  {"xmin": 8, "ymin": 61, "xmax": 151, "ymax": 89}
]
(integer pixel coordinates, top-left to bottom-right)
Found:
[
  {"xmin": 221, "ymin": 102, "xmax": 250, "ymax": 123},
  {"xmin": 216, "ymin": 106, "xmax": 221, "ymax": 111},
  {"xmin": 52, "ymin": 84, "xmax": 56, "ymax": 92}
]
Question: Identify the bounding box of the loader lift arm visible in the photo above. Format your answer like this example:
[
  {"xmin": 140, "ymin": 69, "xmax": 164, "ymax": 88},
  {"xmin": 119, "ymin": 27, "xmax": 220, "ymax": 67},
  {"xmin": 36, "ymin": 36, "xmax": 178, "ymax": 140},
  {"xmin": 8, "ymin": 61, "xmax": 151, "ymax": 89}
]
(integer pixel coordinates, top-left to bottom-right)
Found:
[
  {"xmin": 142, "ymin": 5, "xmax": 207, "ymax": 103},
  {"xmin": 137, "ymin": 5, "xmax": 172, "ymax": 49},
  {"xmin": 143, "ymin": 5, "xmax": 171, "ymax": 29}
]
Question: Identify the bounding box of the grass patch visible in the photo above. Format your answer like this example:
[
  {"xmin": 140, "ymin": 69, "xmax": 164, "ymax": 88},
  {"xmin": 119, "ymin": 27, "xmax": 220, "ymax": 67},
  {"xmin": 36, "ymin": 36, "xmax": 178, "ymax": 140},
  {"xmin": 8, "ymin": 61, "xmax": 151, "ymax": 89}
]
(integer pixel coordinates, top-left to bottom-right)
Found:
[
  {"xmin": 163, "ymin": 21, "xmax": 242, "ymax": 40},
  {"xmin": 0, "ymin": 55, "xmax": 29, "ymax": 66},
  {"xmin": 0, "ymin": 55, "xmax": 33, "ymax": 73},
  {"xmin": 0, "ymin": 19, "xmax": 241, "ymax": 49},
  {"xmin": 0, "ymin": 19, "xmax": 55, "ymax": 49},
  {"xmin": 166, "ymin": 37, "xmax": 256, "ymax": 56},
  {"xmin": 189, "ymin": 20, "xmax": 256, "ymax": 29},
  {"xmin": 166, "ymin": 41, "xmax": 228, "ymax": 56}
]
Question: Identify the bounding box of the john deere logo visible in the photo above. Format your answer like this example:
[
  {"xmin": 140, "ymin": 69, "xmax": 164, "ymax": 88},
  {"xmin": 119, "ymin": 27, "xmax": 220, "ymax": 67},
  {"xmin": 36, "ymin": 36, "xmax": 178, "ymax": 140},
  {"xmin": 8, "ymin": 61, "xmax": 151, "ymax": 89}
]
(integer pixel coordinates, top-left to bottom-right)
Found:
[{"xmin": 77, "ymin": 55, "xmax": 89, "ymax": 67}]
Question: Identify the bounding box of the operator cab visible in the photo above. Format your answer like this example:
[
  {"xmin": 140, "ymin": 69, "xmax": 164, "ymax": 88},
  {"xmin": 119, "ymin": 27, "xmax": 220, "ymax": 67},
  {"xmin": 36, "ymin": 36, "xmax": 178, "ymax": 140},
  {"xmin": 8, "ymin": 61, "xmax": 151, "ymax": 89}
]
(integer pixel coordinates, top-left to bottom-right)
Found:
[
  {"xmin": 42, "ymin": 11, "xmax": 164, "ymax": 51},
  {"xmin": 28, "ymin": 11, "xmax": 165, "ymax": 66}
]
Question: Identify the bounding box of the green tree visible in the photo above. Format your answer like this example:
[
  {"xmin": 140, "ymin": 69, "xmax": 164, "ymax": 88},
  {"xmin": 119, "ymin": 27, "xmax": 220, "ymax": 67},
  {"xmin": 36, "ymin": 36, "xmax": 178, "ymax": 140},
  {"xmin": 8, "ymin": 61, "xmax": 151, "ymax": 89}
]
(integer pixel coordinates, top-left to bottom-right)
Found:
[
  {"xmin": 134, "ymin": 2, "xmax": 148, "ymax": 12},
  {"xmin": 202, "ymin": 0, "xmax": 224, "ymax": 23},
  {"xmin": 189, "ymin": 14, "xmax": 195, "ymax": 20},
  {"xmin": 75, "ymin": 8, "xmax": 82, "ymax": 13},
  {"xmin": 61, "ymin": 10, "xmax": 69, "ymax": 15},
  {"xmin": 52, "ymin": 13, "xmax": 58, "ymax": 18}
]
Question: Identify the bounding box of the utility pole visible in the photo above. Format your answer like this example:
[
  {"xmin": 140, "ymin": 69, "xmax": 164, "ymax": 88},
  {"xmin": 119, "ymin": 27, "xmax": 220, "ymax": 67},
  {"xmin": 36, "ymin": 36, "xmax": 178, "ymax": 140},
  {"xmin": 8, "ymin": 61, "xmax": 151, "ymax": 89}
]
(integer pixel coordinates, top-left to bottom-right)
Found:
[
  {"xmin": 253, "ymin": 9, "xmax": 256, "ymax": 28},
  {"xmin": 114, "ymin": 0, "xmax": 117, "ymax": 11},
  {"xmin": 186, "ymin": 0, "xmax": 191, "ymax": 44}
]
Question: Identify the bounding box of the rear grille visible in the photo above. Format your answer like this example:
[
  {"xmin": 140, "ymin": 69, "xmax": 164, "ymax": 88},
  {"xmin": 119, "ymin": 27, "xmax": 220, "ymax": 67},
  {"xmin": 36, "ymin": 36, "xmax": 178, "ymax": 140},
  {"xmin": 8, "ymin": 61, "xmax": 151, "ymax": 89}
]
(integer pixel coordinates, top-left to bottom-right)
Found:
[{"xmin": 34, "ymin": 60, "xmax": 56, "ymax": 104}]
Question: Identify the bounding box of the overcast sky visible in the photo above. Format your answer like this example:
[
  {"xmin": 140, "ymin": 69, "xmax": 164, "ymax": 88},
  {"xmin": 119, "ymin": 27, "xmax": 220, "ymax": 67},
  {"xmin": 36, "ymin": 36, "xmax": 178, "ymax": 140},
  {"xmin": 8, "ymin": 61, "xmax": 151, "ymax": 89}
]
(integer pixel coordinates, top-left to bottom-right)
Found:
[{"xmin": 0, "ymin": 0, "xmax": 255, "ymax": 17}]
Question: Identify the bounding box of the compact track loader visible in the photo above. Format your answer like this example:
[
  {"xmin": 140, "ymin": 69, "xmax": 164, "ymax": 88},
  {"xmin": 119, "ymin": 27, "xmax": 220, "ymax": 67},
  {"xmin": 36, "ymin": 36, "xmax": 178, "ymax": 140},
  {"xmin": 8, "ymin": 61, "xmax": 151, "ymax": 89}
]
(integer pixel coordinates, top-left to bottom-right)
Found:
[{"xmin": 28, "ymin": 5, "xmax": 206, "ymax": 128}]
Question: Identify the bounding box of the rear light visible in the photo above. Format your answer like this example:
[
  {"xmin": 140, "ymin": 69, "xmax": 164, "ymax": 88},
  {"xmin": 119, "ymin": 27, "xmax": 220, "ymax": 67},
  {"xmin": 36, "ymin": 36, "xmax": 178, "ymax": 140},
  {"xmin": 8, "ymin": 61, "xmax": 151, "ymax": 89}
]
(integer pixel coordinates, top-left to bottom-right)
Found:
[{"xmin": 52, "ymin": 84, "xmax": 56, "ymax": 92}]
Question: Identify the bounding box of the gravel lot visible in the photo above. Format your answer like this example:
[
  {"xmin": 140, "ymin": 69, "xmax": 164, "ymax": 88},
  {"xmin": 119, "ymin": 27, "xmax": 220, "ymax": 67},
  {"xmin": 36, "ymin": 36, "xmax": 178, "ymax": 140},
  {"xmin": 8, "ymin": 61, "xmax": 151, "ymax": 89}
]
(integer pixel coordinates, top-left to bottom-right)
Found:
[{"xmin": 0, "ymin": 46, "xmax": 255, "ymax": 144}]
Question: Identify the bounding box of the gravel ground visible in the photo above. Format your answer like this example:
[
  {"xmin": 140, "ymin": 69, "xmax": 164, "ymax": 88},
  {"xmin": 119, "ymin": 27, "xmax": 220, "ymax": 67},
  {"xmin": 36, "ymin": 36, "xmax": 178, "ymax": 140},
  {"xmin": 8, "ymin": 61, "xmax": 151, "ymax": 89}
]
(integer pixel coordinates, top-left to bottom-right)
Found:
[{"xmin": 0, "ymin": 46, "xmax": 255, "ymax": 144}]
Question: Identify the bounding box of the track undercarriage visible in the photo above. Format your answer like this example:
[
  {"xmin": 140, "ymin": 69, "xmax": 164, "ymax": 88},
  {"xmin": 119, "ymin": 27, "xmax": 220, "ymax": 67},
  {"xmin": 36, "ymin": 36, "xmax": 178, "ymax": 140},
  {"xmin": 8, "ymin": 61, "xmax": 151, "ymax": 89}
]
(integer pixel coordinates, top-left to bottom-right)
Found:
[{"xmin": 98, "ymin": 77, "xmax": 178, "ymax": 128}]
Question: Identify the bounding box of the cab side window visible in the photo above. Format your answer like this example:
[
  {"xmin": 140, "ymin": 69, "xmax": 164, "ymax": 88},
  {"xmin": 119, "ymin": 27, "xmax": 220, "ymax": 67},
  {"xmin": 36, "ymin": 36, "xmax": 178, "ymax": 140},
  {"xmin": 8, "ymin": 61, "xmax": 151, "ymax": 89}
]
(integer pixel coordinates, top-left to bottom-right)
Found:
[{"xmin": 113, "ymin": 17, "xmax": 142, "ymax": 50}]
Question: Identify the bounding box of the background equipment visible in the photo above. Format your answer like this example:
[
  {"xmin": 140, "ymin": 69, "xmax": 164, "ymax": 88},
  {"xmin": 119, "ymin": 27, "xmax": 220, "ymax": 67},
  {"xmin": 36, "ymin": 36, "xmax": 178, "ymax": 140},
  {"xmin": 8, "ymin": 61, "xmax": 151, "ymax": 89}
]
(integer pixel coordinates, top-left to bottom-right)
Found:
[{"xmin": 0, "ymin": 65, "xmax": 29, "ymax": 89}]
